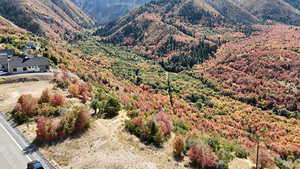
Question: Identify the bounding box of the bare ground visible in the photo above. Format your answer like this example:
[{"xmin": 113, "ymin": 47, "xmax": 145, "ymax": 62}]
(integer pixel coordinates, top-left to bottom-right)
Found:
[
  {"xmin": 0, "ymin": 81, "xmax": 54, "ymax": 112},
  {"xmin": 18, "ymin": 110, "xmax": 255, "ymax": 169}
]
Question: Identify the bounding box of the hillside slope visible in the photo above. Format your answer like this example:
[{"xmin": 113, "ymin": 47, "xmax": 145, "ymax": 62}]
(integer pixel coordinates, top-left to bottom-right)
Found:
[
  {"xmin": 0, "ymin": 0, "xmax": 95, "ymax": 40},
  {"xmin": 71, "ymin": 0, "xmax": 149, "ymax": 24}
]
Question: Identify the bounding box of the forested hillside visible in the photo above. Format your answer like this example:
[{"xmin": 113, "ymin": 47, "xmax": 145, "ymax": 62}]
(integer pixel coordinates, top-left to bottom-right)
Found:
[{"xmin": 0, "ymin": 0, "xmax": 94, "ymax": 40}]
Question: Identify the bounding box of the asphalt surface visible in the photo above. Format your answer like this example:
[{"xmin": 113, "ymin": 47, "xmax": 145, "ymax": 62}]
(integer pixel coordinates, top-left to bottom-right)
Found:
[
  {"xmin": 0, "ymin": 114, "xmax": 55, "ymax": 169},
  {"xmin": 0, "ymin": 121, "xmax": 30, "ymax": 169}
]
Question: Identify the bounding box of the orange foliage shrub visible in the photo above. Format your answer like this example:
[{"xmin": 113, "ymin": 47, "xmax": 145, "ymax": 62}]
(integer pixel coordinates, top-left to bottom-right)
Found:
[
  {"xmin": 39, "ymin": 89, "xmax": 51, "ymax": 104},
  {"xmin": 173, "ymin": 136, "xmax": 184, "ymax": 157},
  {"xmin": 13, "ymin": 94, "xmax": 38, "ymax": 122},
  {"xmin": 75, "ymin": 108, "xmax": 90, "ymax": 131},
  {"xmin": 68, "ymin": 83, "xmax": 80, "ymax": 96}
]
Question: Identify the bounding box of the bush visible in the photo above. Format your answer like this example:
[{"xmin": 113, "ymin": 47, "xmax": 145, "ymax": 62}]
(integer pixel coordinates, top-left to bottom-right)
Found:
[
  {"xmin": 235, "ymin": 147, "xmax": 249, "ymax": 159},
  {"xmin": 187, "ymin": 141, "xmax": 219, "ymax": 168},
  {"xmin": 125, "ymin": 112, "xmax": 172, "ymax": 146},
  {"xmin": 54, "ymin": 72, "xmax": 69, "ymax": 89},
  {"xmin": 102, "ymin": 97, "xmax": 121, "ymax": 118},
  {"xmin": 36, "ymin": 107, "xmax": 91, "ymax": 142},
  {"xmin": 50, "ymin": 94, "xmax": 66, "ymax": 106},
  {"xmin": 38, "ymin": 89, "xmax": 51, "ymax": 104},
  {"xmin": 12, "ymin": 94, "xmax": 38, "ymax": 122},
  {"xmin": 173, "ymin": 136, "xmax": 184, "ymax": 158},
  {"xmin": 68, "ymin": 82, "xmax": 91, "ymax": 103},
  {"xmin": 173, "ymin": 120, "xmax": 189, "ymax": 135},
  {"xmin": 153, "ymin": 112, "xmax": 172, "ymax": 137},
  {"xmin": 259, "ymin": 149, "xmax": 275, "ymax": 169},
  {"xmin": 36, "ymin": 117, "xmax": 49, "ymax": 141},
  {"xmin": 68, "ymin": 83, "xmax": 80, "ymax": 97},
  {"xmin": 36, "ymin": 103, "xmax": 59, "ymax": 117},
  {"xmin": 74, "ymin": 107, "xmax": 90, "ymax": 131}
]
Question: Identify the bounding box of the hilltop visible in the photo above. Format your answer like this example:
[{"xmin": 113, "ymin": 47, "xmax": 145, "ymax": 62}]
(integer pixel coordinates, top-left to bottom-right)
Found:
[{"xmin": 0, "ymin": 0, "xmax": 94, "ymax": 40}]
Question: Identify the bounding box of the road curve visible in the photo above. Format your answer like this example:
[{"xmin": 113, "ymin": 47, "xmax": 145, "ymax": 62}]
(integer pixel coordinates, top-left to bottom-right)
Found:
[{"xmin": 0, "ymin": 114, "xmax": 55, "ymax": 169}]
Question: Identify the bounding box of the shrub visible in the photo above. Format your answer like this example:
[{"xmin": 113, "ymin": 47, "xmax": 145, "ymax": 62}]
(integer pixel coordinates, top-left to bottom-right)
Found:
[
  {"xmin": 102, "ymin": 97, "xmax": 121, "ymax": 118},
  {"xmin": 125, "ymin": 113, "xmax": 171, "ymax": 146},
  {"xmin": 235, "ymin": 147, "xmax": 249, "ymax": 159},
  {"xmin": 54, "ymin": 72, "xmax": 69, "ymax": 89},
  {"xmin": 90, "ymin": 100, "xmax": 101, "ymax": 114},
  {"xmin": 36, "ymin": 107, "xmax": 90, "ymax": 142},
  {"xmin": 173, "ymin": 136, "xmax": 184, "ymax": 158},
  {"xmin": 36, "ymin": 117, "xmax": 49, "ymax": 141},
  {"xmin": 50, "ymin": 93, "xmax": 65, "ymax": 106},
  {"xmin": 74, "ymin": 107, "xmax": 90, "ymax": 131},
  {"xmin": 207, "ymin": 137, "xmax": 221, "ymax": 152},
  {"xmin": 38, "ymin": 89, "xmax": 51, "ymax": 104},
  {"xmin": 68, "ymin": 83, "xmax": 80, "ymax": 97},
  {"xmin": 36, "ymin": 103, "xmax": 59, "ymax": 117},
  {"xmin": 13, "ymin": 94, "xmax": 38, "ymax": 122},
  {"xmin": 184, "ymin": 135, "xmax": 200, "ymax": 153},
  {"xmin": 187, "ymin": 141, "xmax": 219, "ymax": 168},
  {"xmin": 173, "ymin": 120, "xmax": 189, "ymax": 135},
  {"xmin": 14, "ymin": 94, "xmax": 38, "ymax": 114},
  {"xmin": 153, "ymin": 112, "xmax": 172, "ymax": 137},
  {"xmin": 259, "ymin": 149, "xmax": 275, "ymax": 169}
]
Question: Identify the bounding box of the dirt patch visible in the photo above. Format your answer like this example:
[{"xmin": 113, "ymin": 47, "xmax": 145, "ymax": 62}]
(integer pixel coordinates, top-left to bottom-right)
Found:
[
  {"xmin": 17, "ymin": 110, "xmax": 256, "ymax": 169},
  {"xmin": 0, "ymin": 81, "xmax": 54, "ymax": 112}
]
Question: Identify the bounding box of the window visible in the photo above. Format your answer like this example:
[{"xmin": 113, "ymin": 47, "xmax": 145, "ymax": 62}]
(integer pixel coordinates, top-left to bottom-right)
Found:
[
  {"xmin": 13, "ymin": 68, "xmax": 17, "ymax": 72},
  {"xmin": 23, "ymin": 67, "xmax": 27, "ymax": 71}
]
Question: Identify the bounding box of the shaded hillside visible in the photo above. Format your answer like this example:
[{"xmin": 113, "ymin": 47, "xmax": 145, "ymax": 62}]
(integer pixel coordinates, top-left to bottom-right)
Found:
[
  {"xmin": 95, "ymin": 0, "xmax": 257, "ymax": 72},
  {"xmin": 71, "ymin": 0, "xmax": 149, "ymax": 24},
  {"xmin": 0, "ymin": 0, "xmax": 95, "ymax": 40},
  {"xmin": 0, "ymin": 16, "xmax": 26, "ymax": 33}
]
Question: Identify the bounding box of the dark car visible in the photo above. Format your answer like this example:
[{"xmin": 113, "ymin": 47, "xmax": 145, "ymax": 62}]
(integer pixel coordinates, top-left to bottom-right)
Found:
[{"xmin": 27, "ymin": 160, "xmax": 44, "ymax": 169}]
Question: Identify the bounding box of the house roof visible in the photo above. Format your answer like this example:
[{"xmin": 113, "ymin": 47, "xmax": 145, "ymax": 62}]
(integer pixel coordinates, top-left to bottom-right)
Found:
[
  {"xmin": 9, "ymin": 57, "xmax": 49, "ymax": 68},
  {"xmin": 0, "ymin": 58, "xmax": 8, "ymax": 65},
  {"xmin": 0, "ymin": 49, "xmax": 15, "ymax": 56}
]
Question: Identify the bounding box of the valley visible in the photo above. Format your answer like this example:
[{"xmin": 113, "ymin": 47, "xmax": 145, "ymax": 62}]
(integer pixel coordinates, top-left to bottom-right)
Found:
[{"xmin": 0, "ymin": 0, "xmax": 300, "ymax": 169}]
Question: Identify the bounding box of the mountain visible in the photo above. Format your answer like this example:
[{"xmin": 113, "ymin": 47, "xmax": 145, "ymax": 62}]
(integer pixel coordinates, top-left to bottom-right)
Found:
[
  {"xmin": 0, "ymin": 0, "xmax": 95, "ymax": 40},
  {"xmin": 71, "ymin": 0, "xmax": 149, "ymax": 24},
  {"xmin": 95, "ymin": 0, "xmax": 300, "ymax": 72},
  {"xmin": 229, "ymin": 0, "xmax": 300, "ymax": 25},
  {"xmin": 95, "ymin": 0, "xmax": 260, "ymax": 72}
]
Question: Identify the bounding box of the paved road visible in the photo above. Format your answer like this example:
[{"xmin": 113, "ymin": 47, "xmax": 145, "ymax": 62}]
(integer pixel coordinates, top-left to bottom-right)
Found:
[
  {"xmin": 0, "ymin": 114, "xmax": 55, "ymax": 169},
  {"xmin": 0, "ymin": 122, "xmax": 30, "ymax": 169}
]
